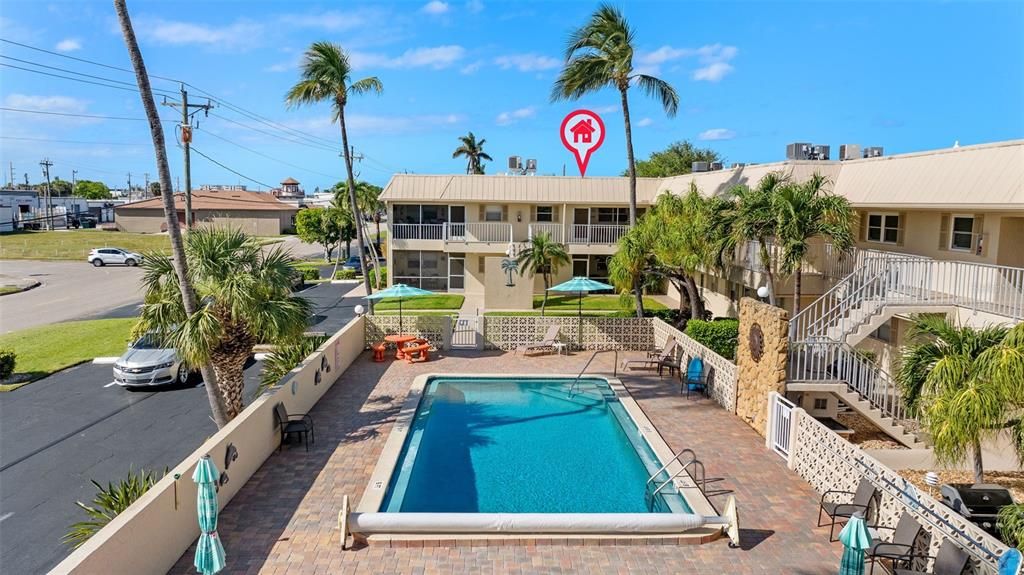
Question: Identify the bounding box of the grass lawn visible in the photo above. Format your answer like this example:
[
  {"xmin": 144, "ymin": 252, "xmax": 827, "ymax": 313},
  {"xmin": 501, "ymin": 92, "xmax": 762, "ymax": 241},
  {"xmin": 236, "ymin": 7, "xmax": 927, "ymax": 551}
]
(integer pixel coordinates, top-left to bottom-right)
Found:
[
  {"xmin": 485, "ymin": 310, "xmax": 627, "ymax": 317},
  {"xmin": 0, "ymin": 286, "xmax": 22, "ymax": 296},
  {"xmin": 533, "ymin": 294, "xmax": 667, "ymax": 311},
  {"xmin": 375, "ymin": 311, "xmax": 455, "ymax": 317},
  {"xmin": 0, "ymin": 230, "xmax": 285, "ymax": 260},
  {"xmin": 0, "ymin": 318, "xmax": 136, "ymax": 391},
  {"xmin": 373, "ymin": 294, "xmax": 464, "ymax": 311}
]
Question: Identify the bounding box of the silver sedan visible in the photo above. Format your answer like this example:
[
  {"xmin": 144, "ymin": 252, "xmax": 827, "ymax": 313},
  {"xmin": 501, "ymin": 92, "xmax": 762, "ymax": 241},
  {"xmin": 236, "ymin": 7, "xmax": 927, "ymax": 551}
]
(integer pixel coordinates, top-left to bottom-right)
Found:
[{"xmin": 113, "ymin": 334, "xmax": 192, "ymax": 387}]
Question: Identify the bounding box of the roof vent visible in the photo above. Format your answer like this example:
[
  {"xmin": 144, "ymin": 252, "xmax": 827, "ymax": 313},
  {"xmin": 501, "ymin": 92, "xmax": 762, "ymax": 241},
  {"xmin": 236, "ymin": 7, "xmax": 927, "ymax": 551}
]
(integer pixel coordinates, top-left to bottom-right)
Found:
[
  {"xmin": 787, "ymin": 142, "xmax": 830, "ymax": 160},
  {"xmin": 525, "ymin": 159, "xmax": 537, "ymax": 175},
  {"xmin": 691, "ymin": 161, "xmax": 710, "ymax": 173},
  {"xmin": 863, "ymin": 146, "xmax": 884, "ymax": 158}
]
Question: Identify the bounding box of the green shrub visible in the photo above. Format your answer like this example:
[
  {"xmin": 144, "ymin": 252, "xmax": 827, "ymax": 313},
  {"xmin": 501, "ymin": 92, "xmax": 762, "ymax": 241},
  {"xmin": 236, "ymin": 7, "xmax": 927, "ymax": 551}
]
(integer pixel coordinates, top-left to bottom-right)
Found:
[
  {"xmin": 64, "ymin": 467, "xmax": 163, "ymax": 548},
  {"xmin": 685, "ymin": 318, "xmax": 739, "ymax": 360},
  {"xmin": 292, "ymin": 266, "xmax": 320, "ymax": 281},
  {"xmin": 0, "ymin": 348, "xmax": 15, "ymax": 379},
  {"xmin": 334, "ymin": 268, "xmax": 356, "ymax": 280},
  {"xmin": 371, "ymin": 266, "xmax": 387, "ymax": 286},
  {"xmin": 257, "ymin": 335, "xmax": 329, "ymax": 398}
]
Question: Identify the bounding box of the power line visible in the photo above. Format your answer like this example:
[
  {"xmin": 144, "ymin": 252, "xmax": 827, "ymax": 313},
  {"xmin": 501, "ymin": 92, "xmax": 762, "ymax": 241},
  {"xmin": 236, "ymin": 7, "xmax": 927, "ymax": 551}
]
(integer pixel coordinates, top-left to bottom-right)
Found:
[
  {"xmin": 207, "ymin": 111, "xmax": 339, "ymax": 153},
  {"xmin": 0, "ymin": 62, "xmax": 169, "ymax": 96},
  {"xmin": 0, "ymin": 55, "xmax": 178, "ymax": 97},
  {"xmin": 0, "ymin": 106, "xmax": 175, "ymax": 122},
  {"xmin": 188, "ymin": 145, "xmax": 276, "ymax": 189},
  {"xmin": 0, "ymin": 37, "xmax": 181, "ymax": 84},
  {"xmin": 197, "ymin": 127, "xmax": 343, "ymax": 180},
  {"xmin": 0, "ymin": 135, "xmax": 144, "ymax": 146}
]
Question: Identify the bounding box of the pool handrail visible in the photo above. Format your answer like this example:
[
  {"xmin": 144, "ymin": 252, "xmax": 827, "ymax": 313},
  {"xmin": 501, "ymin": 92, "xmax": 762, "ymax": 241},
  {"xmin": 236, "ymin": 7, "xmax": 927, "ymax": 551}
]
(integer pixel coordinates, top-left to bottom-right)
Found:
[
  {"xmin": 645, "ymin": 447, "xmax": 707, "ymax": 505},
  {"xmin": 567, "ymin": 349, "xmax": 618, "ymax": 397}
]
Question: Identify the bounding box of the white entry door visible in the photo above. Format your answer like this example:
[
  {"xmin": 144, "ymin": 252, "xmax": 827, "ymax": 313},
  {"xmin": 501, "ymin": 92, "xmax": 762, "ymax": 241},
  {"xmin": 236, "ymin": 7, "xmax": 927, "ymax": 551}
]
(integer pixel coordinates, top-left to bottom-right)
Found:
[{"xmin": 449, "ymin": 257, "xmax": 465, "ymax": 291}]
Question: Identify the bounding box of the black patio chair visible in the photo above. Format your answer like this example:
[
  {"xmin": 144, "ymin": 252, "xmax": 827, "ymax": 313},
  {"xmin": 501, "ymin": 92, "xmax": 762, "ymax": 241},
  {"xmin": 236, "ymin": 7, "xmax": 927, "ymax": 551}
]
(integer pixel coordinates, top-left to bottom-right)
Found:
[
  {"xmin": 893, "ymin": 540, "xmax": 969, "ymax": 575},
  {"xmin": 274, "ymin": 403, "xmax": 315, "ymax": 452},
  {"xmin": 818, "ymin": 477, "xmax": 878, "ymax": 541},
  {"xmin": 868, "ymin": 512, "xmax": 924, "ymax": 574}
]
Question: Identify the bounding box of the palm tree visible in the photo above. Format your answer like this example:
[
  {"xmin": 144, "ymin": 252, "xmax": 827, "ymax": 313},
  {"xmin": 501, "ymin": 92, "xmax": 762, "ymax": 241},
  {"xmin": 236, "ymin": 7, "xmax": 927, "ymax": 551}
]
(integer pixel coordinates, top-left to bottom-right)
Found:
[
  {"xmin": 516, "ymin": 232, "xmax": 569, "ymax": 316},
  {"xmin": 452, "ymin": 132, "xmax": 493, "ymax": 174},
  {"xmin": 608, "ymin": 222, "xmax": 655, "ymax": 318},
  {"xmin": 771, "ymin": 174, "xmax": 855, "ymax": 314},
  {"xmin": 114, "ymin": 0, "xmax": 227, "ymax": 427},
  {"xmin": 136, "ymin": 228, "xmax": 311, "ymax": 419},
  {"xmin": 732, "ymin": 172, "xmax": 788, "ymax": 307},
  {"xmin": 552, "ymin": 3, "xmax": 679, "ymax": 227},
  {"xmin": 286, "ymin": 41, "xmax": 382, "ymax": 310},
  {"xmin": 897, "ymin": 317, "xmax": 1024, "ymax": 484}
]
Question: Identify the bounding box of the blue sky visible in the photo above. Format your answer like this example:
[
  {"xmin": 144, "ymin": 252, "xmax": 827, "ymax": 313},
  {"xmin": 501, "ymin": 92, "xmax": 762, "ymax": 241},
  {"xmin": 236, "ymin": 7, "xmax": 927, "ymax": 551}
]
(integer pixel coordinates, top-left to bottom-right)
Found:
[{"xmin": 1, "ymin": 0, "xmax": 1022, "ymax": 191}]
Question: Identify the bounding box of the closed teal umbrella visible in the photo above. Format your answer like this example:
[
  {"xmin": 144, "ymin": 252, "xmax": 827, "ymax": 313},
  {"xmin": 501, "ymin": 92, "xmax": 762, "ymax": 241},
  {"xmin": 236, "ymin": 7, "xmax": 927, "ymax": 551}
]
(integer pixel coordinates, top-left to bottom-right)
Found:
[
  {"xmin": 838, "ymin": 511, "xmax": 871, "ymax": 575},
  {"xmin": 365, "ymin": 283, "xmax": 433, "ymax": 333},
  {"xmin": 193, "ymin": 456, "xmax": 226, "ymax": 575},
  {"xmin": 548, "ymin": 277, "xmax": 615, "ymax": 349}
]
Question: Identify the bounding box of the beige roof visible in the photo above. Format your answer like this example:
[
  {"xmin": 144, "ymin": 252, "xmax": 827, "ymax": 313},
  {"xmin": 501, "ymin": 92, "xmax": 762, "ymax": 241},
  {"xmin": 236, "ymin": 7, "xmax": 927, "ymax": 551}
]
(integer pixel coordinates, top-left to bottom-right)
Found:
[
  {"xmin": 831, "ymin": 140, "xmax": 1024, "ymax": 209},
  {"xmin": 380, "ymin": 174, "xmax": 662, "ymax": 205},
  {"xmin": 381, "ymin": 140, "xmax": 1024, "ymax": 211},
  {"xmin": 117, "ymin": 190, "xmax": 299, "ymax": 212}
]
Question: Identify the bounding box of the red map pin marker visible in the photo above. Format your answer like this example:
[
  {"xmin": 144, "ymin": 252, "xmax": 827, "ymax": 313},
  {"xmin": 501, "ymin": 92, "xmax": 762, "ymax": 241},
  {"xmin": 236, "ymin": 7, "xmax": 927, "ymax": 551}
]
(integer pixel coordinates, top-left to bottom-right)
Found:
[{"xmin": 560, "ymin": 109, "xmax": 605, "ymax": 177}]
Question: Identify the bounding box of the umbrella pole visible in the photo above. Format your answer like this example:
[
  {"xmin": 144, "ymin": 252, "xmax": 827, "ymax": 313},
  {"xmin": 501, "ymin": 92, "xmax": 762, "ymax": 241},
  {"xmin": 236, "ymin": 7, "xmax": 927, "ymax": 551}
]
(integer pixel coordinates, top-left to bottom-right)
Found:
[
  {"xmin": 399, "ymin": 298, "xmax": 403, "ymax": 334},
  {"xmin": 578, "ymin": 292, "xmax": 583, "ymax": 351}
]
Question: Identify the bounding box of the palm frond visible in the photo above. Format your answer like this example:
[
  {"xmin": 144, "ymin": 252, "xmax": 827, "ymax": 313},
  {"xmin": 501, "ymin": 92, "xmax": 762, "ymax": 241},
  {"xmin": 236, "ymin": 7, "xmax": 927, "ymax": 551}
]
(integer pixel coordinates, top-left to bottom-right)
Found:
[{"xmin": 632, "ymin": 74, "xmax": 679, "ymax": 116}]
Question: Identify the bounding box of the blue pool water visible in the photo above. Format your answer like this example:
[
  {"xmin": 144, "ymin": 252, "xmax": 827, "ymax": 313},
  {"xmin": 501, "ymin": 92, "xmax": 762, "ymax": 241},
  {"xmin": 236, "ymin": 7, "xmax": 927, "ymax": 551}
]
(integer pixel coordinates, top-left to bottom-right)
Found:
[{"xmin": 381, "ymin": 377, "xmax": 690, "ymax": 514}]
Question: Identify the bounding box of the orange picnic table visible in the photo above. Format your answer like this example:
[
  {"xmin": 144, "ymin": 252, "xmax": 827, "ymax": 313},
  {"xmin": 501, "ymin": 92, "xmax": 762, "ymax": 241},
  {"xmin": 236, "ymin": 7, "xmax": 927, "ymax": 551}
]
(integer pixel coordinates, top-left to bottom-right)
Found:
[{"xmin": 384, "ymin": 334, "xmax": 417, "ymax": 360}]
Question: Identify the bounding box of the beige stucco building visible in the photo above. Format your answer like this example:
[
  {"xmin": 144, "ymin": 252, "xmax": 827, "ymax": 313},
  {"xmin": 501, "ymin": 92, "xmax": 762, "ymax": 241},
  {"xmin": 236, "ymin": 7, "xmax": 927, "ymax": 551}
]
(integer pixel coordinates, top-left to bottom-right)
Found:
[{"xmin": 115, "ymin": 190, "xmax": 299, "ymax": 235}]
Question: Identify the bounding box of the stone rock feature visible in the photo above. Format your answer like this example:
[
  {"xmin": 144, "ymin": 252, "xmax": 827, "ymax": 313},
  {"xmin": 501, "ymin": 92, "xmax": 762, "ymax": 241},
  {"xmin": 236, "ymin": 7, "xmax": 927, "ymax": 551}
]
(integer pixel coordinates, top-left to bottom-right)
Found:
[{"xmin": 735, "ymin": 297, "xmax": 789, "ymax": 435}]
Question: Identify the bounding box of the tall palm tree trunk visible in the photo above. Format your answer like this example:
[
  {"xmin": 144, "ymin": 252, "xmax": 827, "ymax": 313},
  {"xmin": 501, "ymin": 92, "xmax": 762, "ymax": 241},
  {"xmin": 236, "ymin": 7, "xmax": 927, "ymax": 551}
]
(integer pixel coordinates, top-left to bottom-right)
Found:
[
  {"xmin": 114, "ymin": 0, "xmax": 227, "ymax": 428},
  {"xmin": 541, "ymin": 273, "xmax": 549, "ymax": 316},
  {"xmin": 338, "ymin": 108, "xmax": 374, "ymax": 311},
  {"xmin": 792, "ymin": 269, "xmax": 803, "ymax": 315},
  {"xmin": 684, "ymin": 275, "xmax": 705, "ymax": 320},
  {"xmin": 619, "ymin": 87, "xmax": 643, "ymax": 318},
  {"xmin": 759, "ymin": 243, "xmax": 777, "ymax": 306}
]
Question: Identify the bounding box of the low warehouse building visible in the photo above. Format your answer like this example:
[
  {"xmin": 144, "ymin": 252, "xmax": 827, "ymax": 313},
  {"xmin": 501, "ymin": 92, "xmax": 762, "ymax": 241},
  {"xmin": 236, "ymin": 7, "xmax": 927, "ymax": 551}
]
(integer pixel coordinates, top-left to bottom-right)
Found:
[{"xmin": 115, "ymin": 190, "xmax": 299, "ymax": 235}]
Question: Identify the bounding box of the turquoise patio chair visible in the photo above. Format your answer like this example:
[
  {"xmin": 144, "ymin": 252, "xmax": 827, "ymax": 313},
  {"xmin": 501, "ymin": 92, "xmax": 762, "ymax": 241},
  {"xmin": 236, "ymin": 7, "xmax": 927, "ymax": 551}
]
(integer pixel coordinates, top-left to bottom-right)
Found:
[{"xmin": 682, "ymin": 356, "xmax": 707, "ymax": 398}]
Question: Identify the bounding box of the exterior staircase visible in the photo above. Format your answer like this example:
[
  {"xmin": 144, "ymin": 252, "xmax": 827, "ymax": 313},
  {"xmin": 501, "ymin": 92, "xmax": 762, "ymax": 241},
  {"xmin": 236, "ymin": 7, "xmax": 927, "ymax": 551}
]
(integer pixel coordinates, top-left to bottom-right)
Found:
[{"xmin": 787, "ymin": 250, "xmax": 1024, "ymax": 445}]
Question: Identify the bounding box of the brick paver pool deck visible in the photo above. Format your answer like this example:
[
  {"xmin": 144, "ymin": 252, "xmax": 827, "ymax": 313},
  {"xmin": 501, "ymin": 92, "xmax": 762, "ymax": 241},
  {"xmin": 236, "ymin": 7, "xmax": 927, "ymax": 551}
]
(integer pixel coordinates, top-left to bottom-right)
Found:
[{"xmin": 170, "ymin": 351, "xmax": 843, "ymax": 574}]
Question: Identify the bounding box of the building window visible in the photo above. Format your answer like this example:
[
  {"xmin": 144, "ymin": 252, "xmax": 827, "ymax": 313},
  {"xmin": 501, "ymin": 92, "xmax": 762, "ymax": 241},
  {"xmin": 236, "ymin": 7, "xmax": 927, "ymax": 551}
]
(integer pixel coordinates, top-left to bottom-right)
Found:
[
  {"xmin": 393, "ymin": 250, "xmax": 448, "ymax": 291},
  {"xmin": 813, "ymin": 398, "xmax": 828, "ymax": 411},
  {"xmin": 872, "ymin": 321, "xmax": 892, "ymax": 343},
  {"xmin": 484, "ymin": 205, "xmax": 503, "ymax": 222},
  {"xmin": 950, "ymin": 215, "xmax": 974, "ymax": 251},
  {"xmin": 867, "ymin": 212, "xmax": 900, "ymax": 244},
  {"xmin": 535, "ymin": 206, "xmax": 554, "ymax": 222},
  {"xmin": 596, "ymin": 207, "xmax": 628, "ymax": 224}
]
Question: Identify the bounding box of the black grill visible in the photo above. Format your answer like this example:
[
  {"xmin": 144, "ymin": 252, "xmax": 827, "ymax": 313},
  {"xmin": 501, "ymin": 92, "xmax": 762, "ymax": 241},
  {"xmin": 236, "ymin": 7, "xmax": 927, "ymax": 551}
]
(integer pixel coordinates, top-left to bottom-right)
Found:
[{"xmin": 940, "ymin": 483, "xmax": 1014, "ymax": 537}]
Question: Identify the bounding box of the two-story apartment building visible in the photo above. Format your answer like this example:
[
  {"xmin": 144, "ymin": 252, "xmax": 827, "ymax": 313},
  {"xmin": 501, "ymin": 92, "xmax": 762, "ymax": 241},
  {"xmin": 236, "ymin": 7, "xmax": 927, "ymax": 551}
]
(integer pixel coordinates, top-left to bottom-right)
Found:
[{"xmin": 381, "ymin": 140, "xmax": 1024, "ymax": 317}]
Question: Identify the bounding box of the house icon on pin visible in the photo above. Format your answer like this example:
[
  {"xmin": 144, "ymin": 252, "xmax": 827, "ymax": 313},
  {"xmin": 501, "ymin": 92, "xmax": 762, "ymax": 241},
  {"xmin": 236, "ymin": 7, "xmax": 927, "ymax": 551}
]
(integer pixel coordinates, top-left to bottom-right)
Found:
[{"xmin": 569, "ymin": 119, "xmax": 596, "ymax": 144}]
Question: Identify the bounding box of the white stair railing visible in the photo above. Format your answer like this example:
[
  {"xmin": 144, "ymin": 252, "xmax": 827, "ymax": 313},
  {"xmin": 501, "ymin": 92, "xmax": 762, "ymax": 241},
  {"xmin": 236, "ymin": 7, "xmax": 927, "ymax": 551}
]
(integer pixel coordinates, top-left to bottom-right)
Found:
[{"xmin": 789, "ymin": 340, "xmax": 906, "ymax": 422}]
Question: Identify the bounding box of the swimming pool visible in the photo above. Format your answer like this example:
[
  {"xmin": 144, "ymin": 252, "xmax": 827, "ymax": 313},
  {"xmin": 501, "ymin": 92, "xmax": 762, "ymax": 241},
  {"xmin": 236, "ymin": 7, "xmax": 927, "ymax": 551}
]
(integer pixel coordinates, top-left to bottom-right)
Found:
[{"xmin": 351, "ymin": 374, "xmax": 735, "ymax": 544}]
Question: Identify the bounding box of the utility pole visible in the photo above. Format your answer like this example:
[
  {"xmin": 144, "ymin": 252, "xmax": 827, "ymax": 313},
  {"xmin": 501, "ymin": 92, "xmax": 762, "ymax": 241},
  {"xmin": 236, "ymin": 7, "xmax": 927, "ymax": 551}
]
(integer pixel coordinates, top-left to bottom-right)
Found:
[
  {"xmin": 8, "ymin": 162, "xmax": 13, "ymax": 189},
  {"xmin": 144, "ymin": 172, "xmax": 150, "ymax": 197},
  {"xmin": 40, "ymin": 158, "xmax": 54, "ymax": 230},
  {"xmin": 72, "ymin": 169, "xmax": 78, "ymax": 192},
  {"xmin": 127, "ymin": 172, "xmax": 132, "ymax": 202},
  {"xmin": 163, "ymin": 85, "xmax": 213, "ymax": 228}
]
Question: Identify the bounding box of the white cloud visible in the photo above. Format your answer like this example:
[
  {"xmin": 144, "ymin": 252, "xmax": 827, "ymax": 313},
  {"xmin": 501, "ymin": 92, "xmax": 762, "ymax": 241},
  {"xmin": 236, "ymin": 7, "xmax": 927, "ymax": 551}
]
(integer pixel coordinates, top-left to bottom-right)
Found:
[
  {"xmin": 636, "ymin": 43, "xmax": 738, "ymax": 81},
  {"xmin": 466, "ymin": 0, "xmax": 484, "ymax": 13},
  {"xmin": 698, "ymin": 128, "xmax": 736, "ymax": 141},
  {"xmin": 422, "ymin": 1, "xmax": 450, "ymax": 14},
  {"xmin": 460, "ymin": 60, "xmax": 484, "ymax": 75},
  {"xmin": 264, "ymin": 62, "xmax": 294, "ymax": 73},
  {"xmin": 693, "ymin": 62, "xmax": 734, "ymax": 82},
  {"xmin": 278, "ymin": 9, "xmax": 373, "ymax": 31},
  {"xmin": 351, "ymin": 45, "xmax": 465, "ymax": 69},
  {"xmin": 55, "ymin": 38, "xmax": 81, "ymax": 52},
  {"xmin": 494, "ymin": 53, "xmax": 560, "ymax": 72},
  {"xmin": 592, "ymin": 104, "xmax": 620, "ymax": 115},
  {"xmin": 135, "ymin": 18, "xmax": 263, "ymax": 51},
  {"xmin": 636, "ymin": 117, "xmax": 653, "ymax": 127},
  {"xmin": 495, "ymin": 106, "xmax": 535, "ymax": 126},
  {"xmin": 4, "ymin": 94, "xmax": 88, "ymax": 113}
]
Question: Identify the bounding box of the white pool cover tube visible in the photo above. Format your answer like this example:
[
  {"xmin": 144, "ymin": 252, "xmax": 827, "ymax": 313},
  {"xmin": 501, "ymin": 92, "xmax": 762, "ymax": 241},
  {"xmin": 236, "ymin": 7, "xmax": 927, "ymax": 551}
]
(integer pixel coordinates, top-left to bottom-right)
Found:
[{"xmin": 349, "ymin": 512, "xmax": 729, "ymax": 534}]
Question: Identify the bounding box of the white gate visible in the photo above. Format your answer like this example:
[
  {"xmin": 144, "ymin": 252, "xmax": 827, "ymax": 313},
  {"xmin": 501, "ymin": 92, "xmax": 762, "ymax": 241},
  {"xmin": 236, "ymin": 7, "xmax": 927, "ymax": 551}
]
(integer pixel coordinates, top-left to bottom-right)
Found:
[
  {"xmin": 451, "ymin": 315, "xmax": 480, "ymax": 349},
  {"xmin": 769, "ymin": 393, "xmax": 796, "ymax": 458}
]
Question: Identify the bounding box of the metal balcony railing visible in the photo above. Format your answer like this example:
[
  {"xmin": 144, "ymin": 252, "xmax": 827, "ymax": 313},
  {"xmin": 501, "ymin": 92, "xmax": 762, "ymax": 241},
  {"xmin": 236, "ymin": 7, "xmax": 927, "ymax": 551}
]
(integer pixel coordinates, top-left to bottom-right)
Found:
[
  {"xmin": 528, "ymin": 223, "xmax": 563, "ymax": 243},
  {"xmin": 390, "ymin": 223, "xmax": 445, "ymax": 240},
  {"xmin": 568, "ymin": 224, "xmax": 629, "ymax": 244},
  {"xmin": 444, "ymin": 222, "xmax": 512, "ymax": 243}
]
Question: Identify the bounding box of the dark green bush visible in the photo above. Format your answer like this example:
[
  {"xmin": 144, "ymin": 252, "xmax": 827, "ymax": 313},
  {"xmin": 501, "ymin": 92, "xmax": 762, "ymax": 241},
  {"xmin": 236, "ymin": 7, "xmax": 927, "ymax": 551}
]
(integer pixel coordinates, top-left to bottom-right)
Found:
[
  {"xmin": 371, "ymin": 266, "xmax": 387, "ymax": 286},
  {"xmin": 685, "ymin": 318, "xmax": 739, "ymax": 359},
  {"xmin": 334, "ymin": 268, "xmax": 356, "ymax": 280},
  {"xmin": 0, "ymin": 348, "xmax": 15, "ymax": 379}
]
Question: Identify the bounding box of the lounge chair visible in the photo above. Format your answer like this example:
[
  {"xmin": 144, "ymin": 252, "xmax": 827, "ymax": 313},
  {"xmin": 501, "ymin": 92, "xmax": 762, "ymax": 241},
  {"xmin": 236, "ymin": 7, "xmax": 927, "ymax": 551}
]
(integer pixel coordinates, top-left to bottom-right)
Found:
[
  {"xmin": 868, "ymin": 512, "xmax": 923, "ymax": 574},
  {"xmin": 818, "ymin": 477, "xmax": 878, "ymax": 541},
  {"xmin": 893, "ymin": 540, "xmax": 969, "ymax": 575},
  {"xmin": 274, "ymin": 403, "xmax": 315, "ymax": 452},
  {"xmin": 622, "ymin": 338, "xmax": 677, "ymax": 373},
  {"xmin": 517, "ymin": 325, "xmax": 561, "ymax": 355},
  {"xmin": 682, "ymin": 356, "xmax": 707, "ymax": 398}
]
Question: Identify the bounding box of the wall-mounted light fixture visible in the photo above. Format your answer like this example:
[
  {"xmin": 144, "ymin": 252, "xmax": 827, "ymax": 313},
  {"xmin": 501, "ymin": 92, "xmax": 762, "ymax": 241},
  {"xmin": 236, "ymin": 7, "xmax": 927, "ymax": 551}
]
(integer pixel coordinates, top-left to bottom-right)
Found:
[{"xmin": 516, "ymin": 211, "xmax": 522, "ymax": 222}]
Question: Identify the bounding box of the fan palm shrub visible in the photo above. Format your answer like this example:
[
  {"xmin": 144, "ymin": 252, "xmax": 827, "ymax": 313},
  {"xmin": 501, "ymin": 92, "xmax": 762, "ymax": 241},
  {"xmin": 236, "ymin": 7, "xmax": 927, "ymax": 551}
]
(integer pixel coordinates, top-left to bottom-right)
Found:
[
  {"xmin": 136, "ymin": 228, "xmax": 311, "ymax": 419},
  {"xmin": 516, "ymin": 232, "xmax": 569, "ymax": 316},
  {"xmin": 257, "ymin": 334, "xmax": 329, "ymax": 398},
  {"xmin": 64, "ymin": 468, "xmax": 163, "ymax": 548}
]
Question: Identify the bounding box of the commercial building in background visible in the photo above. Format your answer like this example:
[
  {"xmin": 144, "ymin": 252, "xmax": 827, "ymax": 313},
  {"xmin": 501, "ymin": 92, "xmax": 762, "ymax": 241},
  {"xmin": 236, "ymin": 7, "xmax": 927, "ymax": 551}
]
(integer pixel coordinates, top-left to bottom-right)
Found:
[{"xmin": 114, "ymin": 189, "xmax": 299, "ymax": 235}]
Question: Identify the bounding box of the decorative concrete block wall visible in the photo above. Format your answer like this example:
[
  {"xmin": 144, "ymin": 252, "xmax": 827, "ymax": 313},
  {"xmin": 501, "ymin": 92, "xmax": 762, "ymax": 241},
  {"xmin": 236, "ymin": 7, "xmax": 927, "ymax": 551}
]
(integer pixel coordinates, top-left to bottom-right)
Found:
[
  {"xmin": 735, "ymin": 297, "xmax": 789, "ymax": 436},
  {"xmin": 652, "ymin": 318, "xmax": 738, "ymax": 413}
]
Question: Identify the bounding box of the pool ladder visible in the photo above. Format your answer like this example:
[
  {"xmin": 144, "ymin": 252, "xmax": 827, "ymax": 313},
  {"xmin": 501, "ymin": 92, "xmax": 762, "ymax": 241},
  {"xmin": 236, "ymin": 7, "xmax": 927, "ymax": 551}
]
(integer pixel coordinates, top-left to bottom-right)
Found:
[
  {"xmin": 644, "ymin": 447, "xmax": 707, "ymax": 509},
  {"xmin": 567, "ymin": 350, "xmax": 618, "ymax": 397}
]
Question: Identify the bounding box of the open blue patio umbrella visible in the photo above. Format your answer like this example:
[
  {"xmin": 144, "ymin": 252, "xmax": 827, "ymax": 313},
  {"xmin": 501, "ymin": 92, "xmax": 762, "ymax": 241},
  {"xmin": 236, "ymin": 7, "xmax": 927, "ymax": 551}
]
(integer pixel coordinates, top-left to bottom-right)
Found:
[
  {"xmin": 193, "ymin": 455, "xmax": 226, "ymax": 575},
  {"xmin": 838, "ymin": 511, "xmax": 872, "ymax": 575},
  {"xmin": 547, "ymin": 277, "xmax": 615, "ymax": 348},
  {"xmin": 365, "ymin": 283, "xmax": 433, "ymax": 334}
]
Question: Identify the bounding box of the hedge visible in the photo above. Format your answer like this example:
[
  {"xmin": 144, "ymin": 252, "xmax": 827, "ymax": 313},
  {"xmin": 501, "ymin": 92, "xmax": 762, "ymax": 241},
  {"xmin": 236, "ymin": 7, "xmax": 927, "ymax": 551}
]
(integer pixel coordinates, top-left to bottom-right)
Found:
[
  {"xmin": 684, "ymin": 319, "xmax": 739, "ymax": 360},
  {"xmin": 0, "ymin": 348, "xmax": 16, "ymax": 380},
  {"xmin": 334, "ymin": 268, "xmax": 356, "ymax": 280}
]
